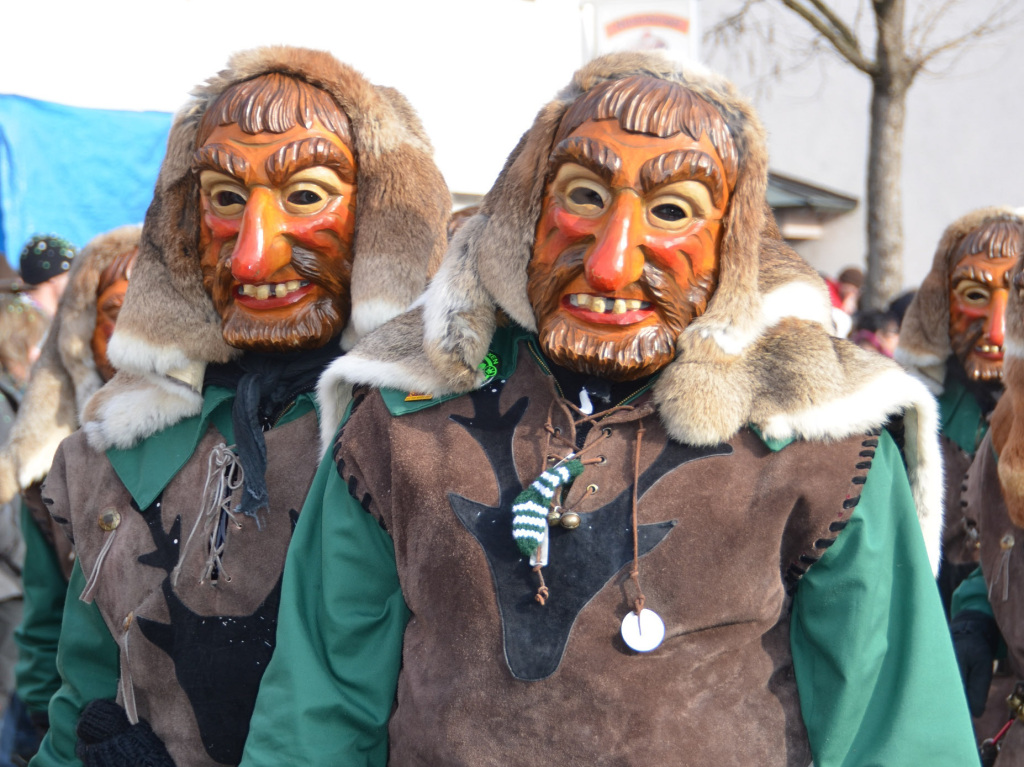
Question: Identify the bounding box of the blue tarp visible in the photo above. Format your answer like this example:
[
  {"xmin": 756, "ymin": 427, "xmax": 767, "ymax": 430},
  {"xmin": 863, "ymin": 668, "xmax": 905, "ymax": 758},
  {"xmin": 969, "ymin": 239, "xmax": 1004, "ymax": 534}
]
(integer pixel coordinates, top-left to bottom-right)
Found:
[{"xmin": 0, "ymin": 94, "xmax": 172, "ymax": 265}]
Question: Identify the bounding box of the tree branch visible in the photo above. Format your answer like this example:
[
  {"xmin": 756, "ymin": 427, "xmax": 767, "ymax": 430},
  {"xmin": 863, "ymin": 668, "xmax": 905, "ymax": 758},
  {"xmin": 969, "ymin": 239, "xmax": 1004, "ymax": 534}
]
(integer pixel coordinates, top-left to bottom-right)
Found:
[
  {"xmin": 777, "ymin": 0, "xmax": 876, "ymax": 74},
  {"xmin": 910, "ymin": 1, "xmax": 1019, "ymax": 74}
]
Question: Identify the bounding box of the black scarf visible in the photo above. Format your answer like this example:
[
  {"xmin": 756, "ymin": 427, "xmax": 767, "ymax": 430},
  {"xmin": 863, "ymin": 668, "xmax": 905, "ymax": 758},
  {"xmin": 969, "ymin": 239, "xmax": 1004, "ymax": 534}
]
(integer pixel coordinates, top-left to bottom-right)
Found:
[
  {"xmin": 944, "ymin": 355, "xmax": 1000, "ymax": 417},
  {"xmin": 204, "ymin": 340, "xmax": 341, "ymax": 521}
]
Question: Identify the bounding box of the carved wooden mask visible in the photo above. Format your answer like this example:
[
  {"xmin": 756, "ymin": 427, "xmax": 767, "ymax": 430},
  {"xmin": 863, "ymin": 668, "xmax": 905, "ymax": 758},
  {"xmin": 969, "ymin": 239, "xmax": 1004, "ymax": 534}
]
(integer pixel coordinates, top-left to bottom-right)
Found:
[{"xmin": 195, "ymin": 74, "xmax": 357, "ymax": 353}]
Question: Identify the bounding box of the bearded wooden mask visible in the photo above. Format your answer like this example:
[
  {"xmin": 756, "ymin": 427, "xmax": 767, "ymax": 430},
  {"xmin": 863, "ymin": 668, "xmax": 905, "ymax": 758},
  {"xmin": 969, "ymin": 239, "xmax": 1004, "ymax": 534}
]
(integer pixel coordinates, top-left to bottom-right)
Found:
[
  {"xmin": 948, "ymin": 219, "xmax": 1024, "ymax": 383},
  {"xmin": 527, "ymin": 76, "xmax": 736, "ymax": 381},
  {"xmin": 194, "ymin": 73, "xmax": 357, "ymax": 353}
]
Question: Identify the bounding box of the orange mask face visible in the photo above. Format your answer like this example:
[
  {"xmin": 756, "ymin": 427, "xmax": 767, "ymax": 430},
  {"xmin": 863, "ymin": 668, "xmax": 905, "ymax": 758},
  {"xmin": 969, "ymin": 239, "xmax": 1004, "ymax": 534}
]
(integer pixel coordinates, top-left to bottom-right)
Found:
[
  {"xmin": 528, "ymin": 117, "xmax": 730, "ymax": 381},
  {"xmin": 196, "ymin": 119, "xmax": 357, "ymax": 352},
  {"xmin": 949, "ymin": 250, "xmax": 1014, "ymax": 382},
  {"xmin": 91, "ymin": 276, "xmax": 130, "ymax": 382}
]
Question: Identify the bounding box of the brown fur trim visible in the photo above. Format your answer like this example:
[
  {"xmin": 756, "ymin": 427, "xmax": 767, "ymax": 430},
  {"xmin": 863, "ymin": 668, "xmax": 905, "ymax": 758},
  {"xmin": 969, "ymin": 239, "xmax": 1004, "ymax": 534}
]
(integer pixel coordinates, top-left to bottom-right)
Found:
[
  {"xmin": 896, "ymin": 206, "xmax": 1024, "ymax": 390},
  {"xmin": 90, "ymin": 46, "xmax": 450, "ymax": 450},
  {"xmin": 0, "ymin": 226, "xmax": 141, "ymax": 500}
]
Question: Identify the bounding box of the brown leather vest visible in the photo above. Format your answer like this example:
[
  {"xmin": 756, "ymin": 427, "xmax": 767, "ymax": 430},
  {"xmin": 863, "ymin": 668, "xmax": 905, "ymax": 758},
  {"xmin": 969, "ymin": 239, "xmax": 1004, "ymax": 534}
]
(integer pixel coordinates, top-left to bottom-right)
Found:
[
  {"xmin": 44, "ymin": 410, "xmax": 319, "ymax": 767},
  {"xmin": 966, "ymin": 433, "xmax": 1024, "ymax": 765},
  {"xmin": 337, "ymin": 350, "xmax": 875, "ymax": 767}
]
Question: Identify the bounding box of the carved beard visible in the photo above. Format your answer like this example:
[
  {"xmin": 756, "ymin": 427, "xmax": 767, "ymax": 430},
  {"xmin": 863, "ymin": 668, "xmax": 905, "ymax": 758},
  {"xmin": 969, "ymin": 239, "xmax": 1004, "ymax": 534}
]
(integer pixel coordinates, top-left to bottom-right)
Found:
[
  {"xmin": 528, "ymin": 246, "xmax": 714, "ymax": 381},
  {"xmin": 207, "ymin": 244, "xmax": 352, "ymax": 353},
  {"xmin": 951, "ymin": 317, "xmax": 1003, "ymax": 384}
]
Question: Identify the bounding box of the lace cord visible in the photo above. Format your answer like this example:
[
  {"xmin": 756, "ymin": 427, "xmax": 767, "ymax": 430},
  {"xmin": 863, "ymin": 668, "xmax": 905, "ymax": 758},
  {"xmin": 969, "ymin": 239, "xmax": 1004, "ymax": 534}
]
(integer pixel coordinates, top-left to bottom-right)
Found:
[
  {"xmin": 629, "ymin": 421, "xmax": 647, "ymax": 615},
  {"xmin": 172, "ymin": 444, "xmax": 244, "ymax": 587},
  {"xmin": 79, "ymin": 528, "xmax": 118, "ymax": 604}
]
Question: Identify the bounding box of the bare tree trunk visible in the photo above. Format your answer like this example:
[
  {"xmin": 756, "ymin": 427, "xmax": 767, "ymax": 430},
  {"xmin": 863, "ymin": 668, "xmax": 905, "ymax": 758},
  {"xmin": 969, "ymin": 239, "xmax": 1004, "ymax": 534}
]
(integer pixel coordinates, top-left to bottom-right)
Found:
[
  {"xmin": 863, "ymin": 0, "xmax": 911, "ymax": 310},
  {"xmin": 864, "ymin": 78, "xmax": 908, "ymax": 310}
]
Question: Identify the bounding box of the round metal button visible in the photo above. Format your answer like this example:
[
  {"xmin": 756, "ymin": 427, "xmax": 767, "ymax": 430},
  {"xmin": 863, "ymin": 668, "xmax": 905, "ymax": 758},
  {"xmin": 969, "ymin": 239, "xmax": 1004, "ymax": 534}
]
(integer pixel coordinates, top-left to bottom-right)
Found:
[
  {"xmin": 1002, "ymin": 533, "xmax": 1015, "ymax": 550},
  {"xmin": 98, "ymin": 508, "xmax": 121, "ymax": 532}
]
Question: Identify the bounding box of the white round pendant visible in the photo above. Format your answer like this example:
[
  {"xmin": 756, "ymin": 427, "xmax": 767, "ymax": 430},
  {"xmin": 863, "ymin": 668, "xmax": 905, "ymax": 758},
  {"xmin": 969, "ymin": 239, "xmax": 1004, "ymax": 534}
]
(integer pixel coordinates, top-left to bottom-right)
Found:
[{"xmin": 620, "ymin": 608, "xmax": 665, "ymax": 652}]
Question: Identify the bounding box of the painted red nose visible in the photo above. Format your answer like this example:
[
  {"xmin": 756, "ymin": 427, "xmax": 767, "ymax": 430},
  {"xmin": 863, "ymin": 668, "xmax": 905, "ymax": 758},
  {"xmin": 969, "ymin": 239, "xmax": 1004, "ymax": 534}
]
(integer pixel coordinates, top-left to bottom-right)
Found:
[
  {"xmin": 583, "ymin": 193, "xmax": 645, "ymax": 293},
  {"xmin": 230, "ymin": 188, "xmax": 290, "ymax": 283},
  {"xmin": 986, "ymin": 289, "xmax": 1008, "ymax": 348}
]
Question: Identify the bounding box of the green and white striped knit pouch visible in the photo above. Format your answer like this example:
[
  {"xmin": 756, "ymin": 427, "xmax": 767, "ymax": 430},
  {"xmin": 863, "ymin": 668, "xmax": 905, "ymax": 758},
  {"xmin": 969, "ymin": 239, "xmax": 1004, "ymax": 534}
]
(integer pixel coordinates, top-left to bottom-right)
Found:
[{"xmin": 512, "ymin": 458, "xmax": 584, "ymax": 557}]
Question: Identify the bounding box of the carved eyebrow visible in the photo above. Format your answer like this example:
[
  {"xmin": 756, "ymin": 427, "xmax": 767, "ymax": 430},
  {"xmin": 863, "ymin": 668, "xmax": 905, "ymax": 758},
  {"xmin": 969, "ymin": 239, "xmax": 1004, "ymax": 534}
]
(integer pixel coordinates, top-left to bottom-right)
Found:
[
  {"xmin": 640, "ymin": 150, "xmax": 725, "ymax": 207},
  {"xmin": 266, "ymin": 137, "xmax": 356, "ymax": 186},
  {"xmin": 548, "ymin": 137, "xmax": 621, "ymax": 185},
  {"xmin": 192, "ymin": 144, "xmax": 251, "ymax": 181},
  {"xmin": 952, "ymin": 263, "xmax": 1012, "ymax": 287}
]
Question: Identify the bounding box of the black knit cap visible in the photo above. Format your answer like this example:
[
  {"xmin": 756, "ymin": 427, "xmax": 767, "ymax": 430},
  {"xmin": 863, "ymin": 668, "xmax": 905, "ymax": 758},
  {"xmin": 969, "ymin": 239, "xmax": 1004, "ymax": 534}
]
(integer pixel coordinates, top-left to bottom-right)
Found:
[{"xmin": 19, "ymin": 234, "xmax": 77, "ymax": 286}]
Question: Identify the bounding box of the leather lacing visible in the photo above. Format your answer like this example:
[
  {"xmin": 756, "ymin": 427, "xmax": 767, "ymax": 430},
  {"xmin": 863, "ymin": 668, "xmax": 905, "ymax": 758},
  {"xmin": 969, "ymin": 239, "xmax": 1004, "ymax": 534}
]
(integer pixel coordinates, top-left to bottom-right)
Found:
[
  {"xmin": 536, "ymin": 403, "xmax": 648, "ymax": 614},
  {"xmin": 174, "ymin": 443, "xmax": 244, "ymax": 587}
]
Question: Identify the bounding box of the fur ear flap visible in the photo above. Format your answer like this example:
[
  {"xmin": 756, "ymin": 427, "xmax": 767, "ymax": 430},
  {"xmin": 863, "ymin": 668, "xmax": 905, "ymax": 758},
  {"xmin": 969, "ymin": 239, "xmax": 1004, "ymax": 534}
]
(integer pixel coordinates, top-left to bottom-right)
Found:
[
  {"xmin": 473, "ymin": 101, "xmax": 567, "ymax": 331},
  {"xmin": 340, "ymin": 87, "xmax": 451, "ymax": 350},
  {"xmin": 109, "ymin": 113, "xmax": 234, "ymax": 378},
  {"xmin": 423, "ymin": 217, "xmax": 498, "ymax": 385},
  {"xmin": 686, "ymin": 100, "xmax": 767, "ymax": 356}
]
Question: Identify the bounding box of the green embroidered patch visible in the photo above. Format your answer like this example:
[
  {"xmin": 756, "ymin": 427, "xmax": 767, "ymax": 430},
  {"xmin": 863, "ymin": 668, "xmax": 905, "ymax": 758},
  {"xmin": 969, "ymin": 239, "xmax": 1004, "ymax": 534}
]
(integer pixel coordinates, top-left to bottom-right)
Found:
[{"xmin": 480, "ymin": 351, "xmax": 500, "ymax": 385}]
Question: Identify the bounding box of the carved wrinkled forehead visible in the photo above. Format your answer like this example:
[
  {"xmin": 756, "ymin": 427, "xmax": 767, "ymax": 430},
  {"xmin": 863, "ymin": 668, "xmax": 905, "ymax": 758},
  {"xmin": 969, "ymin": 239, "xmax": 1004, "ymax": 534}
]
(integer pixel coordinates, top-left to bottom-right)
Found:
[
  {"xmin": 552, "ymin": 74, "xmax": 738, "ymax": 190},
  {"xmin": 952, "ymin": 216, "xmax": 1024, "ymax": 265},
  {"xmin": 196, "ymin": 72, "xmax": 353, "ymax": 148}
]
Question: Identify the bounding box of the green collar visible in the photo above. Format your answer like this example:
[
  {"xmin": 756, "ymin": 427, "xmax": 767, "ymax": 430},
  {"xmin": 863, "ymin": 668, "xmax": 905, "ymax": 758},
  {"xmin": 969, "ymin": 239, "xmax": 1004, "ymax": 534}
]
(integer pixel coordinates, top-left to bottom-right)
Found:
[
  {"xmin": 379, "ymin": 324, "xmax": 792, "ymax": 453},
  {"xmin": 937, "ymin": 373, "xmax": 987, "ymax": 456},
  {"xmin": 106, "ymin": 387, "xmax": 316, "ymax": 510}
]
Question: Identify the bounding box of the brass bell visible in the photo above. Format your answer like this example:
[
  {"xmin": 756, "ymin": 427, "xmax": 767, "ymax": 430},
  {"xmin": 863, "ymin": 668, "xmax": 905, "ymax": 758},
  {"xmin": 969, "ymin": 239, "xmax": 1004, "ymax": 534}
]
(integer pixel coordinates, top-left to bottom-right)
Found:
[
  {"xmin": 547, "ymin": 509, "xmax": 562, "ymax": 525},
  {"xmin": 560, "ymin": 512, "xmax": 581, "ymax": 530}
]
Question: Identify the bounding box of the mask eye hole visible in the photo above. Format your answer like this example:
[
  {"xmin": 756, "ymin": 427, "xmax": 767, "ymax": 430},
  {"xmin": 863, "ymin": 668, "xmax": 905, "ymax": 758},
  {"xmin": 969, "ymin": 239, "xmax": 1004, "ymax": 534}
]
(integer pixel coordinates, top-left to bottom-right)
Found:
[
  {"xmin": 955, "ymin": 280, "xmax": 991, "ymax": 307},
  {"xmin": 650, "ymin": 203, "xmax": 687, "ymax": 222},
  {"xmin": 562, "ymin": 178, "xmax": 610, "ymax": 216},
  {"xmin": 283, "ymin": 182, "xmax": 332, "ymax": 214}
]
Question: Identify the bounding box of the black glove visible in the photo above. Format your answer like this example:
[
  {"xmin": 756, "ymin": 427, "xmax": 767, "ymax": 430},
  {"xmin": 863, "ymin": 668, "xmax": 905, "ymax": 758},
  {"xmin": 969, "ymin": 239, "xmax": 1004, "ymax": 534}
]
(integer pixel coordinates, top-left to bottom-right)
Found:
[
  {"xmin": 951, "ymin": 610, "xmax": 1000, "ymax": 717},
  {"xmin": 75, "ymin": 699, "xmax": 176, "ymax": 767}
]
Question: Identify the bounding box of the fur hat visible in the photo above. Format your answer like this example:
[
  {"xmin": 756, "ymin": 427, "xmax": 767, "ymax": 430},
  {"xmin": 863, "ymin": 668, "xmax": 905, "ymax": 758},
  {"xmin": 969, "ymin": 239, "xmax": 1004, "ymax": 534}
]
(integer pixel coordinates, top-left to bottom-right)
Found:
[
  {"xmin": 83, "ymin": 46, "xmax": 450, "ymax": 451},
  {"xmin": 0, "ymin": 225, "xmax": 141, "ymax": 502},
  {"xmin": 320, "ymin": 52, "xmax": 944, "ymax": 571},
  {"xmin": 896, "ymin": 206, "xmax": 1024, "ymax": 392}
]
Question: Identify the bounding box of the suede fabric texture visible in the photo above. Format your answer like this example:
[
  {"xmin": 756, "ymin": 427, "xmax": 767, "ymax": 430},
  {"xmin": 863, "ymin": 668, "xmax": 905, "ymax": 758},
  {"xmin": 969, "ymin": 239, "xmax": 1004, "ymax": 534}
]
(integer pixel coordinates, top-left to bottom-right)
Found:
[
  {"xmin": 964, "ymin": 431, "xmax": 1024, "ymax": 765},
  {"xmin": 321, "ymin": 52, "xmax": 944, "ymax": 572},
  {"xmin": 0, "ymin": 225, "xmax": 142, "ymax": 504},
  {"xmin": 941, "ymin": 437, "xmax": 978, "ymax": 566},
  {"xmin": 43, "ymin": 409, "xmax": 319, "ymax": 767},
  {"xmin": 84, "ymin": 46, "xmax": 450, "ymax": 452},
  {"xmin": 335, "ymin": 346, "xmax": 875, "ymax": 767}
]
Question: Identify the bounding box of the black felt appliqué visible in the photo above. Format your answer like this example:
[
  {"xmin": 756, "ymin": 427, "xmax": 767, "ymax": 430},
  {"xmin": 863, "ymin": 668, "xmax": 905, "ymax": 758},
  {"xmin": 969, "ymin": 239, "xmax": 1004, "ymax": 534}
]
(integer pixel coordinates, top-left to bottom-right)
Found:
[
  {"xmin": 133, "ymin": 495, "xmax": 297, "ymax": 764},
  {"xmin": 448, "ymin": 385, "xmax": 732, "ymax": 681}
]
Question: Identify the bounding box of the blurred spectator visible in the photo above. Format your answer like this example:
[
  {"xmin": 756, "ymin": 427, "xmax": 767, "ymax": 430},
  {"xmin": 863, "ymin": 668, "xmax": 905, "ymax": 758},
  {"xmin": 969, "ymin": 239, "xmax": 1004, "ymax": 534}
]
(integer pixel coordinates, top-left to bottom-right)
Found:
[
  {"xmin": 888, "ymin": 290, "xmax": 916, "ymax": 327},
  {"xmin": 0, "ymin": 297, "xmax": 48, "ymax": 393},
  {"xmin": 824, "ymin": 266, "xmax": 864, "ymax": 338},
  {"xmin": 0, "ymin": 226, "xmax": 138, "ymax": 767},
  {"xmin": 0, "ymin": 292, "xmax": 48, "ymax": 730},
  {"xmin": 17, "ymin": 236, "xmax": 76, "ymax": 319},
  {"xmin": 850, "ymin": 309, "xmax": 900, "ymax": 357}
]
